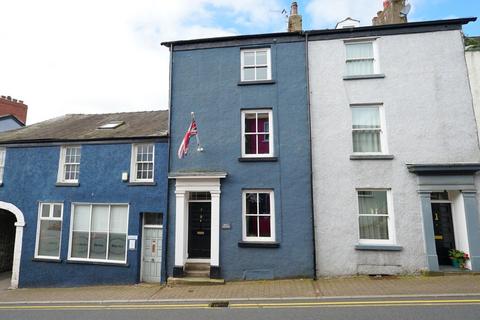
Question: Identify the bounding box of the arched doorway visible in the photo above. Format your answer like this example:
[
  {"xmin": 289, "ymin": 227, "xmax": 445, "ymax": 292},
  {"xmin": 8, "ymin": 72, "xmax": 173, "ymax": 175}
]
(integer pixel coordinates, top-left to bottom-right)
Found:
[{"xmin": 0, "ymin": 202, "xmax": 25, "ymax": 289}]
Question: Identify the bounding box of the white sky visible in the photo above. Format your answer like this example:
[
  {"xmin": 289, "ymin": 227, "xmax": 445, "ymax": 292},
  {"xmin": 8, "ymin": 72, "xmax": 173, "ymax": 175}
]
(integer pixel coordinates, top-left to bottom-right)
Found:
[{"xmin": 0, "ymin": 0, "xmax": 454, "ymax": 124}]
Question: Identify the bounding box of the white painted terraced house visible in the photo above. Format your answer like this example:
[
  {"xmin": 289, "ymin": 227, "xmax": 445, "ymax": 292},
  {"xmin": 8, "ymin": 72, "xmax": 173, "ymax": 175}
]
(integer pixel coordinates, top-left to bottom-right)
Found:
[{"xmin": 308, "ymin": 18, "xmax": 480, "ymax": 275}]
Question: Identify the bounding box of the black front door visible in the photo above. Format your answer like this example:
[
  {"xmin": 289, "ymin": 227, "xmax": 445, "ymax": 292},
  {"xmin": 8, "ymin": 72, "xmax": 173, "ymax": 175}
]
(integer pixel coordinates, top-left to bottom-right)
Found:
[
  {"xmin": 432, "ymin": 203, "xmax": 456, "ymax": 265},
  {"xmin": 188, "ymin": 202, "xmax": 211, "ymax": 259}
]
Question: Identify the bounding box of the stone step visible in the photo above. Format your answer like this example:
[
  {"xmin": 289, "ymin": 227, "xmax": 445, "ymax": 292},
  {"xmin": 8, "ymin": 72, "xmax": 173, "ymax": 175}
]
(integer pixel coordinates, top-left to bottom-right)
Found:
[
  {"xmin": 167, "ymin": 277, "xmax": 225, "ymax": 286},
  {"xmin": 185, "ymin": 270, "xmax": 210, "ymax": 278},
  {"xmin": 185, "ymin": 262, "xmax": 210, "ymax": 271}
]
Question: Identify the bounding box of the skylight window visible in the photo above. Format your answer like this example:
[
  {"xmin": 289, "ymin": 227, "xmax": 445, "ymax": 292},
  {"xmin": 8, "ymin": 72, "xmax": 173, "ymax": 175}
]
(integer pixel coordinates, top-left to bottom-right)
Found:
[{"xmin": 98, "ymin": 121, "xmax": 124, "ymax": 129}]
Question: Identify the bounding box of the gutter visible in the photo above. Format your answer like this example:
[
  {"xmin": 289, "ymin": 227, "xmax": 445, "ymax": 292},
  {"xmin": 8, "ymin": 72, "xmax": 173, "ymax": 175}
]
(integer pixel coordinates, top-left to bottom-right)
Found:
[{"xmin": 161, "ymin": 18, "xmax": 476, "ymax": 48}]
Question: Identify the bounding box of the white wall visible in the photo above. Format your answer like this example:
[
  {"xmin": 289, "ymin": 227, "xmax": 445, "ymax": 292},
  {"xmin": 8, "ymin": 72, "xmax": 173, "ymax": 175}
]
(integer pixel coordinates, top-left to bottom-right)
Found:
[
  {"xmin": 450, "ymin": 191, "xmax": 471, "ymax": 269},
  {"xmin": 309, "ymin": 29, "xmax": 480, "ymax": 276}
]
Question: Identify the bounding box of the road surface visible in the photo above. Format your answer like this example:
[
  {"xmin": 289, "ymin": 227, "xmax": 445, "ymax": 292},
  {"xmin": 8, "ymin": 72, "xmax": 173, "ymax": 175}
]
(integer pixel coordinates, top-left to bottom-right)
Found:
[{"xmin": 0, "ymin": 296, "xmax": 479, "ymax": 319}]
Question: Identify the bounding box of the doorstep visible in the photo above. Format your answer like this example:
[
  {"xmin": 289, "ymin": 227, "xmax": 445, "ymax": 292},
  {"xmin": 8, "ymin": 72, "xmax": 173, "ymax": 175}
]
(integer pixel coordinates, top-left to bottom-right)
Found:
[
  {"xmin": 422, "ymin": 268, "xmax": 480, "ymax": 277},
  {"xmin": 167, "ymin": 277, "xmax": 225, "ymax": 286}
]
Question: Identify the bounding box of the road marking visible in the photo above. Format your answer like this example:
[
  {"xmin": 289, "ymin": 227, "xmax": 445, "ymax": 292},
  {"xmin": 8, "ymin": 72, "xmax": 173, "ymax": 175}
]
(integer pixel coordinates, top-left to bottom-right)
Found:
[
  {"xmin": 0, "ymin": 299, "xmax": 479, "ymax": 311},
  {"xmin": 230, "ymin": 299, "xmax": 480, "ymax": 308}
]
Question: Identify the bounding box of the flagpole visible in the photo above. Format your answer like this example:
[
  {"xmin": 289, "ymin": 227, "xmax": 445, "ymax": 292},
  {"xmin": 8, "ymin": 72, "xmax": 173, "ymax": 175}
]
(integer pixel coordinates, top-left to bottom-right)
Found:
[{"xmin": 191, "ymin": 112, "xmax": 204, "ymax": 152}]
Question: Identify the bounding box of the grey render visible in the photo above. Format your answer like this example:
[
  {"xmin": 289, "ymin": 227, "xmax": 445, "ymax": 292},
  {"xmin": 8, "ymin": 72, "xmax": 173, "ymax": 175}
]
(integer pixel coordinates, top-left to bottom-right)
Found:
[{"xmin": 309, "ymin": 29, "xmax": 480, "ymax": 276}]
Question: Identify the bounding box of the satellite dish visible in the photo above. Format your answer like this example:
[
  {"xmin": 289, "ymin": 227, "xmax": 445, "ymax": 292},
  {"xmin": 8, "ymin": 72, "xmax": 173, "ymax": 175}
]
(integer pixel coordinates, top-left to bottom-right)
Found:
[{"xmin": 400, "ymin": 3, "xmax": 411, "ymax": 17}]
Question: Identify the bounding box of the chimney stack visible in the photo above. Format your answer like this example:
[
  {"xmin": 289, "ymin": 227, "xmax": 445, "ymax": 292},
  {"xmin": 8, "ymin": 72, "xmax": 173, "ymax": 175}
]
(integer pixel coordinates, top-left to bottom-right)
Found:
[
  {"xmin": 288, "ymin": 2, "xmax": 302, "ymax": 32},
  {"xmin": 372, "ymin": 0, "xmax": 408, "ymax": 26},
  {"xmin": 0, "ymin": 95, "xmax": 28, "ymax": 125}
]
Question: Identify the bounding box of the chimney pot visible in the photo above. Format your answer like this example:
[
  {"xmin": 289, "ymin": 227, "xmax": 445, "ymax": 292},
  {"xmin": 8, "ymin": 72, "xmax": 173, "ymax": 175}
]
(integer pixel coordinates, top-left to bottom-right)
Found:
[{"xmin": 290, "ymin": 2, "xmax": 298, "ymax": 15}]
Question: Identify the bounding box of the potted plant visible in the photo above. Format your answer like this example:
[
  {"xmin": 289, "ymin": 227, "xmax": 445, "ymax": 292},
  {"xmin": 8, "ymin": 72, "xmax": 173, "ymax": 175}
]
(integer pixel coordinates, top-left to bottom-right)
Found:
[{"xmin": 449, "ymin": 249, "xmax": 470, "ymax": 269}]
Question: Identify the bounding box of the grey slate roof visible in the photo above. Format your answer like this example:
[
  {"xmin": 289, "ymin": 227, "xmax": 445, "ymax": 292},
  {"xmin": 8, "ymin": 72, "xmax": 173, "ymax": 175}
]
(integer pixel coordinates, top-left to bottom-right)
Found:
[{"xmin": 0, "ymin": 110, "xmax": 168, "ymax": 144}]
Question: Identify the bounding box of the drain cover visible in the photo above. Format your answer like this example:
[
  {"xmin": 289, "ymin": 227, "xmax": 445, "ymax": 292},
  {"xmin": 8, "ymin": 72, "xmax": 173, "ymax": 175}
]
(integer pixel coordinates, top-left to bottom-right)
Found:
[{"xmin": 209, "ymin": 301, "xmax": 230, "ymax": 308}]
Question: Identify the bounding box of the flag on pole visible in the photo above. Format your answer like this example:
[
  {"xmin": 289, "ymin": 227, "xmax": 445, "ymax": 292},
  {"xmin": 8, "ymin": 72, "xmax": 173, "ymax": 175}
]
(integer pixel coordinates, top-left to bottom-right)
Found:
[{"xmin": 177, "ymin": 118, "xmax": 198, "ymax": 159}]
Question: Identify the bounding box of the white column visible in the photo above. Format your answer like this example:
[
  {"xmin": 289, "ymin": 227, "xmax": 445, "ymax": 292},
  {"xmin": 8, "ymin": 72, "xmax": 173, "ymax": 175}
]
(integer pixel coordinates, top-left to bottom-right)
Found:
[
  {"xmin": 210, "ymin": 191, "xmax": 220, "ymax": 267},
  {"xmin": 174, "ymin": 190, "xmax": 186, "ymax": 267},
  {"xmin": 10, "ymin": 222, "xmax": 24, "ymax": 289}
]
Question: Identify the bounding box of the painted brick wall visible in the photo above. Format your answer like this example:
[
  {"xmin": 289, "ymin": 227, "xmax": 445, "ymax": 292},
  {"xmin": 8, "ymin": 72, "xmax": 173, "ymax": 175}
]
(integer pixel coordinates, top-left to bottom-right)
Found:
[
  {"xmin": 0, "ymin": 96, "xmax": 27, "ymax": 124},
  {"xmin": 168, "ymin": 40, "xmax": 315, "ymax": 280},
  {"xmin": 0, "ymin": 141, "xmax": 169, "ymax": 287}
]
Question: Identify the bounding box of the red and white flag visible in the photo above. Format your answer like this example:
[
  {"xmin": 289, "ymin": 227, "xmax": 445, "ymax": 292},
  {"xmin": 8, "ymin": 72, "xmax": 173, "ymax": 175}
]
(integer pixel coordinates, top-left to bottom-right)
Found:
[{"xmin": 177, "ymin": 119, "xmax": 198, "ymax": 159}]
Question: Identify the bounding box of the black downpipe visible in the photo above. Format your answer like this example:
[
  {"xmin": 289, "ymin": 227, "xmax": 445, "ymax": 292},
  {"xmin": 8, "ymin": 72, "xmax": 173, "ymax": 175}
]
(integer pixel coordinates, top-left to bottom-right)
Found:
[
  {"xmin": 304, "ymin": 32, "xmax": 317, "ymax": 280},
  {"xmin": 163, "ymin": 43, "xmax": 174, "ymax": 282}
]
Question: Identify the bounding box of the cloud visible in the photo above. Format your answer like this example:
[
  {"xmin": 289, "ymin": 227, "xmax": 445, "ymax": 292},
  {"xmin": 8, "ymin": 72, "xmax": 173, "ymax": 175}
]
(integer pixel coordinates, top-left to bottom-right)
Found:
[
  {"xmin": 0, "ymin": 0, "xmax": 281, "ymax": 124},
  {"xmin": 306, "ymin": 0, "xmax": 383, "ymax": 28},
  {"xmin": 305, "ymin": 0, "xmax": 434, "ymax": 29}
]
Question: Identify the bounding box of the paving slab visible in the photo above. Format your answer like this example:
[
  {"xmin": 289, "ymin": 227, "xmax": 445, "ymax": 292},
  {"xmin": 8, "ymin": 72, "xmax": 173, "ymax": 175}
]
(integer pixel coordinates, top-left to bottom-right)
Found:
[{"xmin": 0, "ymin": 275, "xmax": 479, "ymax": 304}]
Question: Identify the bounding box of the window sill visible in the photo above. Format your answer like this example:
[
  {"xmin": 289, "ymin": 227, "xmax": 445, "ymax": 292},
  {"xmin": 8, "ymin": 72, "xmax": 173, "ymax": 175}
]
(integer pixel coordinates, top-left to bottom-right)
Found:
[
  {"xmin": 66, "ymin": 259, "xmax": 130, "ymax": 267},
  {"xmin": 238, "ymin": 241, "xmax": 280, "ymax": 248},
  {"xmin": 128, "ymin": 181, "xmax": 157, "ymax": 186},
  {"xmin": 355, "ymin": 244, "xmax": 403, "ymax": 251},
  {"xmin": 343, "ymin": 74, "xmax": 385, "ymax": 81},
  {"xmin": 238, "ymin": 157, "xmax": 278, "ymax": 162},
  {"xmin": 56, "ymin": 182, "xmax": 80, "ymax": 187},
  {"xmin": 32, "ymin": 257, "xmax": 62, "ymax": 263},
  {"xmin": 350, "ymin": 154, "xmax": 394, "ymax": 160},
  {"xmin": 238, "ymin": 80, "xmax": 276, "ymax": 86}
]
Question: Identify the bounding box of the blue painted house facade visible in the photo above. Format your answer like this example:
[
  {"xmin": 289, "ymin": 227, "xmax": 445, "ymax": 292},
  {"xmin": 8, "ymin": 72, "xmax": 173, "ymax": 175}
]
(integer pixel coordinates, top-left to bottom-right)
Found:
[
  {"xmin": 0, "ymin": 111, "xmax": 169, "ymax": 288},
  {"xmin": 163, "ymin": 33, "xmax": 315, "ymax": 280}
]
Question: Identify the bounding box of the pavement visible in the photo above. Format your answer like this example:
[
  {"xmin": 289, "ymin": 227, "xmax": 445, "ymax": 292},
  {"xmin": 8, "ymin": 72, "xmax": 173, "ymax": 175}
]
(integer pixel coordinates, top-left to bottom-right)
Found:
[
  {"xmin": 0, "ymin": 272, "xmax": 11, "ymax": 291},
  {"xmin": 0, "ymin": 274, "xmax": 479, "ymax": 304}
]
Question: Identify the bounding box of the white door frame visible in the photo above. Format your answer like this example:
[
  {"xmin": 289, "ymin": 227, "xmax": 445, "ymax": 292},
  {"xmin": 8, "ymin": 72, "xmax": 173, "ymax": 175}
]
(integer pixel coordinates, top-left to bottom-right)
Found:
[
  {"xmin": 0, "ymin": 201, "xmax": 25, "ymax": 289},
  {"xmin": 169, "ymin": 173, "xmax": 226, "ymax": 270}
]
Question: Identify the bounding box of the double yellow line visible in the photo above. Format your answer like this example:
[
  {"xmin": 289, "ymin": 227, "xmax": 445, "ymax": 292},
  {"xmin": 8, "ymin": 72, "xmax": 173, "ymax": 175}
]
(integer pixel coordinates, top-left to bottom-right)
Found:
[{"xmin": 1, "ymin": 299, "xmax": 480, "ymax": 311}]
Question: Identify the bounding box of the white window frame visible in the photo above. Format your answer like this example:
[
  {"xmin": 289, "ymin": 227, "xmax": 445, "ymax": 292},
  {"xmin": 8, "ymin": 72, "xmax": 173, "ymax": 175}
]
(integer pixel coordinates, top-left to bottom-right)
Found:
[
  {"xmin": 241, "ymin": 109, "xmax": 274, "ymax": 158},
  {"xmin": 34, "ymin": 202, "xmax": 63, "ymax": 260},
  {"xmin": 67, "ymin": 203, "xmax": 129, "ymax": 264},
  {"xmin": 130, "ymin": 143, "xmax": 155, "ymax": 183},
  {"xmin": 242, "ymin": 190, "xmax": 275, "ymax": 242},
  {"xmin": 351, "ymin": 104, "xmax": 388, "ymax": 155},
  {"xmin": 344, "ymin": 40, "xmax": 380, "ymax": 76},
  {"xmin": 357, "ymin": 189, "xmax": 396, "ymax": 245},
  {"xmin": 0, "ymin": 147, "xmax": 5, "ymax": 184},
  {"xmin": 57, "ymin": 145, "xmax": 81, "ymax": 183},
  {"xmin": 240, "ymin": 48, "xmax": 272, "ymax": 82}
]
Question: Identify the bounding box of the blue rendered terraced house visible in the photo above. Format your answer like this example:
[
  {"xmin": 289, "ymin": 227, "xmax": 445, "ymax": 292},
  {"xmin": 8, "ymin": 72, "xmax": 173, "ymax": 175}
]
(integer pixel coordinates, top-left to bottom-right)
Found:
[
  {"xmin": 162, "ymin": 31, "xmax": 315, "ymax": 281},
  {"xmin": 0, "ymin": 111, "xmax": 169, "ymax": 288}
]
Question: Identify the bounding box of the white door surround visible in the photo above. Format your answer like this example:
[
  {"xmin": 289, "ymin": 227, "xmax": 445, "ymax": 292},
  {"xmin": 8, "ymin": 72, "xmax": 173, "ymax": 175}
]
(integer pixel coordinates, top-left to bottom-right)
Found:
[
  {"xmin": 169, "ymin": 172, "xmax": 226, "ymax": 278},
  {"xmin": 0, "ymin": 201, "xmax": 25, "ymax": 289}
]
